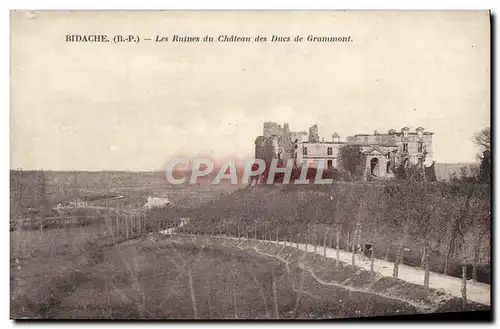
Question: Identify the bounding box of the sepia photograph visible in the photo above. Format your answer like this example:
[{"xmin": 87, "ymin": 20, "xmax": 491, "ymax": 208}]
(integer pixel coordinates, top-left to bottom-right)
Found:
[{"xmin": 9, "ymin": 10, "xmax": 491, "ymax": 320}]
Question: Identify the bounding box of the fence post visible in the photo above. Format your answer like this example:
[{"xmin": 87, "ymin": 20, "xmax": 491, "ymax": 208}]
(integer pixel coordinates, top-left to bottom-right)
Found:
[
  {"xmin": 336, "ymin": 231, "xmax": 341, "ymax": 268},
  {"xmin": 385, "ymin": 238, "xmax": 391, "ymax": 261},
  {"xmin": 351, "ymin": 227, "xmax": 358, "ymax": 267},
  {"xmin": 137, "ymin": 213, "xmax": 140, "ymax": 236},
  {"xmin": 276, "ymin": 223, "xmax": 279, "ymax": 246},
  {"xmin": 420, "ymin": 244, "xmax": 426, "ymax": 269},
  {"xmin": 265, "ymin": 223, "xmax": 269, "ymax": 242},
  {"xmin": 132, "ymin": 212, "xmax": 139, "ymax": 236},
  {"xmin": 137, "ymin": 213, "xmax": 141, "ymax": 236},
  {"xmin": 126, "ymin": 211, "xmax": 130, "ymax": 239},
  {"xmin": 139, "ymin": 213, "xmax": 143, "ymax": 234},
  {"xmin": 136, "ymin": 213, "xmax": 139, "ymax": 235},
  {"xmin": 423, "ymin": 241, "xmax": 430, "ymax": 291},
  {"xmin": 304, "ymin": 225, "xmax": 308, "ymax": 252},
  {"xmin": 461, "ymin": 260, "xmax": 468, "ymax": 310},
  {"xmin": 313, "ymin": 228, "xmax": 318, "ymax": 254},
  {"xmin": 130, "ymin": 213, "xmax": 134, "ymax": 237},
  {"xmin": 323, "ymin": 231, "xmax": 328, "ymax": 257}
]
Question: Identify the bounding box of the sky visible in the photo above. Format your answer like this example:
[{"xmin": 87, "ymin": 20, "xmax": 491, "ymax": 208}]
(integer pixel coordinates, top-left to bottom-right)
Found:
[{"xmin": 11, "ymin": 11, "xmax": 490, "ymax": 171}]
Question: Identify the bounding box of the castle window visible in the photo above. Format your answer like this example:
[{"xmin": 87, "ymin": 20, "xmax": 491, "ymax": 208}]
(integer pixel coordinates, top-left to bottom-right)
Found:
[
  {"xmin": 303, "ymin": 147, "xmax": 308, "ymax": 156},
  {"xmin": 403, "ymin": 129, "xmax": 409, "ymax": 137},
  {"xmin": 403, "ymin": 143, "xmax": 408, "ymax": 152},
  {"xmin": 327, "ymin": 147, "xmax": 333, "ymax": 155},
  {"xmin": 418, "ymin": 157, "xmax": 424, "ymax": 166},
  {"xmin": 327, "ymin": 160, "xmax": 333, "ymax": 168},
  {"xmin": 418, "ymin": 142, "xmax": 423, "ymax": 153}
]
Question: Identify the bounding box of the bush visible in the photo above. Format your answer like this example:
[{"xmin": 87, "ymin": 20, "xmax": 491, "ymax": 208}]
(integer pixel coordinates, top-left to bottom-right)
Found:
[{"xmin": 338, "ymin": 145, "xmax": 366, "ymax": 180}]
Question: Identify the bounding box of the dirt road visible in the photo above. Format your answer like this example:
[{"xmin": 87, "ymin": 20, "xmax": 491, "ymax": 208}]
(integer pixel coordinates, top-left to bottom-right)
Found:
[{"xmin": 269, "ymin": 239, "xmax": 491, "ymax": 306}]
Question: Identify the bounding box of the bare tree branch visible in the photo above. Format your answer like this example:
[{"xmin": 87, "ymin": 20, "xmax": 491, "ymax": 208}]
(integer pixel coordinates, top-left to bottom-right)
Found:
[{"xmin": 473, "ymin": 127, "xmax": 490, "ymax": 151}]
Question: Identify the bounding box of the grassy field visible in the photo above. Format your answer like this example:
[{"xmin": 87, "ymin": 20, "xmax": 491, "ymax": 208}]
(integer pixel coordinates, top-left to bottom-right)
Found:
[
  {"xmin": 10, "ymin": 225, "xmax": 109, "ymax": 318},
  {"xmin": 11, "ymin": 170, "xmax": 240, "ymax": 225},
  {"xmin": 10, "ymin": 171, "xmax": 491, "ymax": 318},
  {"xmin": 43, "ymin": 171, "xmax": 239, "ymax": 209},
  {"xmin": 10, "ymin": 230, "xmax": 488, "ymax": 319}
]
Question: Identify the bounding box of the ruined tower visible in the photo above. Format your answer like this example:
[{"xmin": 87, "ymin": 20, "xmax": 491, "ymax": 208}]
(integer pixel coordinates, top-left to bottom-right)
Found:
[{"xmin": 308, "ymin": 124, "xmax": 320, "ymax": 143}]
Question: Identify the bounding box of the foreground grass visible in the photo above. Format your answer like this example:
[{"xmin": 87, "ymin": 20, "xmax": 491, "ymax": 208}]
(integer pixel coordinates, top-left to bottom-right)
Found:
[
  {"xmin": 10, "ymin": 225, "xmax": 114, "ymax": 318},
  {"xmin": 10, "ymin": 227, "xmax": 489, "ymax": 319}
]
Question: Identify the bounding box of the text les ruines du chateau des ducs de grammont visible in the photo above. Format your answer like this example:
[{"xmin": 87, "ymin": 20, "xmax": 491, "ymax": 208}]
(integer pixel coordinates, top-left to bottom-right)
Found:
[{"xmin": 65, "ymin": 34, "xmax": 353, "ymax": 44}]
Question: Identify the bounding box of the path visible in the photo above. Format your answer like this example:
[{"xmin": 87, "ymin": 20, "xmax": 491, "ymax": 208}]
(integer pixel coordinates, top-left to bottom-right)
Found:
[
  {"xmin": 165, "ymin": 231, "xmax": 490, "ymax": 307},
  {"xmin": 52, "ymin": 204, "xmax": 139, "ymax": 215},
  {"xmin": 51, "ymin": 191, "xmax": 140, "ymax": 215},
  {"xmin": 238, "ymin": 240, "xmax": 434, "ymax": 312},
  {"xmin": 261, "ymin": 239, "xmax": 491, "ymax": 306}
]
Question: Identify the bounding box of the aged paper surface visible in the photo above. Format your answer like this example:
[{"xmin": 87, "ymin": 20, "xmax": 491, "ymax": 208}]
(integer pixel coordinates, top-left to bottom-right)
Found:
[{"xmin": 10, "ymin": 11, "xmax": 491, "ymax": 320}]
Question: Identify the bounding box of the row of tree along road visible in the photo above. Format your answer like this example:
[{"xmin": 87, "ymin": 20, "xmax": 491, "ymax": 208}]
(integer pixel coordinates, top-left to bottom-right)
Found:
[{"xmin": 149, "ymin": 168, "xmax": 490, "ymax": 308}]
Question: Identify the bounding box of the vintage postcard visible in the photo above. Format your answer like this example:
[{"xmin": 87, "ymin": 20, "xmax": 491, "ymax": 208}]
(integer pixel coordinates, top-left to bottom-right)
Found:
[{"xmin": 10, "ymin": 10, "xmax": 491, "ymax": 320}]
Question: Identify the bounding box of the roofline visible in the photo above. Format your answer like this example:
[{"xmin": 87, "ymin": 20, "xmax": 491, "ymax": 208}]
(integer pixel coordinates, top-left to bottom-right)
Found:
[
  {"xmin": 302, "ymin": 141, "xmax": 348, "ymax": 145},
  {"xmin": 352, "ymin": 132, "xmax": 434, "ymax": 137},
  {"xmin": 348, "ymin": 143, "xmax": 399, "ymax": 147}
]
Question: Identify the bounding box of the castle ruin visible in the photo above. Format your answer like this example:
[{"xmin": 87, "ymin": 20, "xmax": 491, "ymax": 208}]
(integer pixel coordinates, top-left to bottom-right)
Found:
[{"xmin": 255, "ymin": 122, "xmax": 434, "ymax": 181}]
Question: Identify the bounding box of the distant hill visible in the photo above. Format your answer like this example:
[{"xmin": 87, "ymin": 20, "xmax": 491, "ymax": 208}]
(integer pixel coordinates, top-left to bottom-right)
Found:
[
  {"xmin": 434, "ymin": 162, "xmax": 478, "ymax": 181},
  {"xmin": 10, "ymin": 170, "xmax": 240, "ymax": 212}
]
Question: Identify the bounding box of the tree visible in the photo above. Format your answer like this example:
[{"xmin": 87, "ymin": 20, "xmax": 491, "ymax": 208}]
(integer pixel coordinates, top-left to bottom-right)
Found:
[
  {"xmin": 351, "ymin": 196, "xmax": 365, "ymax": 267},
  {"xmin": 474, "ymin": 127, "xmax": 491, "ymax": 184},
  {"xmin": 441, "ymin": 178, "xmax": 477, "ymax": 275},
  {"xmin": 406, "ymin": 183, "xmax": 440, "ymax": 291},
  {"xmin": 297, "ymin": 194, "xmax": 317, "ymax": 251},
  {"xmin": 361, "ymin": 184, "xmax": 387, "ymax": 275},
  {"xmin": 339, "ymin": 145, "xmax": 367, "ymax": 180},
  {"xmin": 394, "ymin": 161, "xmax": 425, "ymax": 181},
  {"xmin": 322, "ymin": 184, "xmax": 352, "ymax": 267},
  {"xmin": 478, "ymin": 150, "xmax": 491, "ymax": 183},
  {"xmin": 473, "ymin": 127, "xmax": 491, "ymax": 151},
  {"xmin": 469, "ymin": 184, "xmax": 491, "ymax": 282},
  {"xmin": 384, "ymin": 181, "xmax": 421, "ymax": 278}
]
